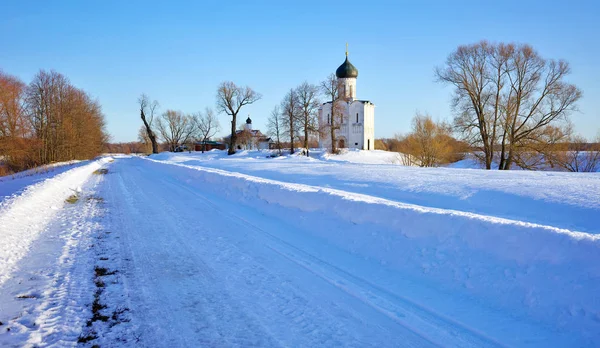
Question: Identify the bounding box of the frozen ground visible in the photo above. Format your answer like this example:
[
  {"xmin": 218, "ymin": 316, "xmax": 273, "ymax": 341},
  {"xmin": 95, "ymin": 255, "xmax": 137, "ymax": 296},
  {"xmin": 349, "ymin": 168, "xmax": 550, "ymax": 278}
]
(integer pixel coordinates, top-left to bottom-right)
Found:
[{"xmin": 0, "ymin": 150, "xmax": 598, "ymax": 347}]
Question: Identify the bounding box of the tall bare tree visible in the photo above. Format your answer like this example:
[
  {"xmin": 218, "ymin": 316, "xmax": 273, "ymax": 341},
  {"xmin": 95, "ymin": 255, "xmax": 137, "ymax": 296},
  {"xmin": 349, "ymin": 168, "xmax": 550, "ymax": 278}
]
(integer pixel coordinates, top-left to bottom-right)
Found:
[
  {"xmin": 138, "ymin": 94, "xmax": 159, "ymax": 154},
  {"xmin": 157, "ymin": 110, "xmax": 196, "ymax": 152},
  {"xmin": 295, "ymin": 81, "xmax": 320, "ymax": 157},
  {"xmin": 194, "ymin": 107, "xmax": 221, "ymax": 153},
  {"xmin": 320, "ymin": 73, "xmax": 344, "ymax": 153},
  {"xmin": 216, "ymin": 81, "xmax": 262, "ymax": 155},
  {"xmin": 266, "ymin": 106, "xmax": 283, "ymax": 155},
  {"xmin": 498, "ymin": 46, "xmax": 581, "ymax": 169},
  {"xmin": 436, "ymin": 41, "xmax": 581, "ymax": 169},
  {"xmin": 280, "ymin": 89, "xmax": 300, "ymax": 155}
]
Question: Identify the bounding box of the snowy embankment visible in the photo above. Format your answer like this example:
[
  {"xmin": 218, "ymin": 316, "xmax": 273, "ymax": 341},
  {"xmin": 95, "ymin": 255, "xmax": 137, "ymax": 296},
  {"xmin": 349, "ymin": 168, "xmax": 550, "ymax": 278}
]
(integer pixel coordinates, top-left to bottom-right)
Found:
[
  {"xmin": 0, "ymin": 157, "xmax": 112, "ymax": 286},
  {"xmin": 148, "ymin": 156, "xmax": 600, "ymax": 342},
  {"xmin": 154, "ymin": 149, "xmax": 600, "ymax": 234},
  {"xmin": 0, "ymin": 160, "xmax": 90, "ymax": 201}
]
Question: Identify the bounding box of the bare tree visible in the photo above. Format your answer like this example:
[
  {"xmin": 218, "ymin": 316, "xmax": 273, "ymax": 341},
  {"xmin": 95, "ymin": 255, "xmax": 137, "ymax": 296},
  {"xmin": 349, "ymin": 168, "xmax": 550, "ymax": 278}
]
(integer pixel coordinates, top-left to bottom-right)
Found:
[
  {"xmin": 157, "ymin": 110, "xmax": 196, "ymax": 152},
  {"xmin": 295, "ymin": 81, "xmax": 320, "ymax": 157},
  {"xmin": 266, "ymin": 106, "xmax": 283, "ymax": 155},
  {"xmin": 320, "ymin": 73, "xmax": 344, "ymax": 153},
  {"xmin": 138, "ymin": 94, "xmax": 159, "ymax": 154},
  {"xmin": 216, "ymin": 81, "xmax": 262, "ymax": 155},
  {"xmin": 436, "ymin": 41, "xmax": 581, "ymax": 170},
  {"xmin": 498, "ymin": 46, "xmax": 581, "ymax": 169},
  {"xmin": 280, "ymin": 89, "xmax": 301, "ymax": 155},
  {"xmin": 194, "ymin": 107, "xmax": 221, "ymax": 153}
]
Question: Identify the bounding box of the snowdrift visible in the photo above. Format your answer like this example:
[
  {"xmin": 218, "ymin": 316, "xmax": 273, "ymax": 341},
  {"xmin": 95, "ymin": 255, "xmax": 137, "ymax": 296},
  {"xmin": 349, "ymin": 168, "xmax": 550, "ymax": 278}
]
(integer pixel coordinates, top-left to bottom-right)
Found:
[{"xmin": 148, "ymin": 157, "xmax": 600, "ymax": 341}]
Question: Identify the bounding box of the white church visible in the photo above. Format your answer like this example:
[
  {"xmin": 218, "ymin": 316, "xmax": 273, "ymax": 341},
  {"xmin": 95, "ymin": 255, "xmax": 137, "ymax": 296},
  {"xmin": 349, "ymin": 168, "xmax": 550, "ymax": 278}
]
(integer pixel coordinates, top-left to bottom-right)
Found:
[{"xmin": 318, "ymin": 48, "xmax": 375, "ymax": 150}]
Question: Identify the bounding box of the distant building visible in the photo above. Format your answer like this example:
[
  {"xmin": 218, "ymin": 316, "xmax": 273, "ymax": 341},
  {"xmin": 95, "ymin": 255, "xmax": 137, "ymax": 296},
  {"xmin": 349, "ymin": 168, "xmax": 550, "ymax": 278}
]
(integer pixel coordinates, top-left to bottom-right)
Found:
[
  {"xmin": 223, "ymin": 116, "xmax": 272, "ymax": 150},
  {"xmin": 318, "ymin": 47, "xmax": 375, "ymax": 150},
  {"xmin": 194, "ymin": 140, "xmax": 226, "ymax": 151}
]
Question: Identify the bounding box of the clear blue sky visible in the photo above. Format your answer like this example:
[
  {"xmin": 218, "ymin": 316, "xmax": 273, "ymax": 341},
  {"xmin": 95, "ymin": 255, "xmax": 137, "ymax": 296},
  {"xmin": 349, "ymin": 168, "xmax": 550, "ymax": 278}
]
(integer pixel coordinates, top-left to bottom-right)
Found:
[{"xmin": 1, "ymin": 0, "xmax": 598, "ymax": 142}]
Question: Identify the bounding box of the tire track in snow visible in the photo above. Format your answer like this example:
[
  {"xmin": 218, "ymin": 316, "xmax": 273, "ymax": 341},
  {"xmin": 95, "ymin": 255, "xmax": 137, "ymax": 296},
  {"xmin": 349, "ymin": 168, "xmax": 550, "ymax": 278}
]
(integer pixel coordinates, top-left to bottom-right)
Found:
[
  {"xmin": 158, "ymin": 167, "xmax": 504, "ymax": 348},
  {"xmin": 102, "ymin": 161, "xmax": 285, "ymax": 347},
  {"xmin": 104, "ymin": 159, "xmax": 435, "ymax": 347},
  {"xmin": 155, "ymin": 176, "xmax": 397, "ymax": 347}
]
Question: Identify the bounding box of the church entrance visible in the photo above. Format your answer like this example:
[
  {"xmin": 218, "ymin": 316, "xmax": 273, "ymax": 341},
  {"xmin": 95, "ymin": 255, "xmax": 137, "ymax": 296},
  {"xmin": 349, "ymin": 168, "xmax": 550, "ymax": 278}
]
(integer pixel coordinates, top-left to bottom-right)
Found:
[{"xmin": 338, "ymin": 138, "xmax": 346, "ymax": 148}]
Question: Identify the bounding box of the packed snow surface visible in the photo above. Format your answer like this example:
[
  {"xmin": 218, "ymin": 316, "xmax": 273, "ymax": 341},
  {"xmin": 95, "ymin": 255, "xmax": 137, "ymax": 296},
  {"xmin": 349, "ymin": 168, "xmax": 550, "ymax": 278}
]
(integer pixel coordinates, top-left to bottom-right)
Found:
[{"xmin": 0, "ymin": 150, "xmax": 598, "ymax": 347}]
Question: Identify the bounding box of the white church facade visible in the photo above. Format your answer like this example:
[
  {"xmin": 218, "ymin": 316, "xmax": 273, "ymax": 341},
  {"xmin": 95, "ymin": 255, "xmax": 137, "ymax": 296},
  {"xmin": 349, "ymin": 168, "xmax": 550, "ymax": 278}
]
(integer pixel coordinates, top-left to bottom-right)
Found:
[{"xmin": 318, "ymin": 49, "xmax": 375, "ymax": 150}]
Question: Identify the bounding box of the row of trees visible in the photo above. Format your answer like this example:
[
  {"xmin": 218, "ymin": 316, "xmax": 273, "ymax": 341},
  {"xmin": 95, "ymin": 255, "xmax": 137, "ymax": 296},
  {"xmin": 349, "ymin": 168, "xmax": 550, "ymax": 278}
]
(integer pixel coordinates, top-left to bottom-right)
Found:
[
  {"xmin": 211, "ymin": 71, "xmax": 350, "ymax": 157},
  {"xmin": 265, "ymin": 82, "xmax": 321, "ymax": 156},
  {"xmin": 138, "ymin": 95, "xmax": 221, "ymax": 153},
  {"xmin": 202, "ymin": 79, "xmax": 325, "ymax": 157},
  {"xmin": 264, "ymin": 73, "xmax": 352, "ymax": 157},
  {"xmin": 0, "ymin": 69, "xmax": 108, "ymax": 174},
  {"xmin": 138, "ymin": 71, "xmax": 353, "ymax": 157}
]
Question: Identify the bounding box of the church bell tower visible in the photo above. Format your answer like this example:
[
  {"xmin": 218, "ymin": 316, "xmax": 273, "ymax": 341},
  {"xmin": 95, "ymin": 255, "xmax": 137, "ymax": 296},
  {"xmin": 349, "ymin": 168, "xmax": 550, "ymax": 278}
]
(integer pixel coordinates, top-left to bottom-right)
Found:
[{"xmin": 336, "ymin": 43, "xmax": 358, "ymax": 100}]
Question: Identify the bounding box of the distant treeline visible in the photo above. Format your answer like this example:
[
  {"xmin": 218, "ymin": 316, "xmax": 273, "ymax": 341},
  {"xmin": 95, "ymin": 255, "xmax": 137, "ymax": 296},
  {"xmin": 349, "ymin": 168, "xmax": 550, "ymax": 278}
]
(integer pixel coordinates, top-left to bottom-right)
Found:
[{"xmin": 0, "ymin": 69, "xmax": 108, "ymax": 175}]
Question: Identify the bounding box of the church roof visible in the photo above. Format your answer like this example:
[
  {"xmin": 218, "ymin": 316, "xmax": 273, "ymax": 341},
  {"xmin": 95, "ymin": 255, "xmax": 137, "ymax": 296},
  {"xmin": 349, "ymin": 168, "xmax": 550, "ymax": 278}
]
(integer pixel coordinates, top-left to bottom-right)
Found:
[
  {"xmin": 321, "ymin": 100, "xmax": 373, "ymax": 105},
  {"xmin": 336, "ymin": 56, "xmax": 358, "ymax": 79}
]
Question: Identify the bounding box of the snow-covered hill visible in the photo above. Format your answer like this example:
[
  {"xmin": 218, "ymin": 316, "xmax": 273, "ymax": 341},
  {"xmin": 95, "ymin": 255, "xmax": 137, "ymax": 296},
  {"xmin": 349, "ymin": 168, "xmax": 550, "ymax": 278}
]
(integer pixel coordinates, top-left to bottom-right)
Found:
[{"xmin": 0, "ymin": 151, "xmax": 598, "ymax": 347}]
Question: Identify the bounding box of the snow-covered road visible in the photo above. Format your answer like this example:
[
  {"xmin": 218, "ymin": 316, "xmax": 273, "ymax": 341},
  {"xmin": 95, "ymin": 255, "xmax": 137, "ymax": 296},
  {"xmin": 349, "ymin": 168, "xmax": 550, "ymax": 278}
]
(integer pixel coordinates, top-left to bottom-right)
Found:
[{"xmin": 1, "ymin": 154, "xmax": 598, "ymax": 347}]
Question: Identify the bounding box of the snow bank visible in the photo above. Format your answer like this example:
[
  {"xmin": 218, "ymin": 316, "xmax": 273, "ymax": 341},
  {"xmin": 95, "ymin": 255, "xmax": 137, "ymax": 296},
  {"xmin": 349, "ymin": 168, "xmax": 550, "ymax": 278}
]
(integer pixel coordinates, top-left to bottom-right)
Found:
[
  {"xmin": 0, "ymin": 160, "xmax": 90, "ymax": 202},
  {"xmin": 152, "ymin": 148, "xmax": 410, "ymax": 165},
  {"xmin": 320, "ymin": 148, "xmax": 408, "ymax": 165},
  {"xmin": 147, "ymin": 157, "xmax": 600, "ymax": 340},
  {"xmin": 150, "ymin": 150, "xmax": 600, "ymax": 234},
  {"xmin": 0, "ymin": 157, "xmax": 113, "ymax": 286}
]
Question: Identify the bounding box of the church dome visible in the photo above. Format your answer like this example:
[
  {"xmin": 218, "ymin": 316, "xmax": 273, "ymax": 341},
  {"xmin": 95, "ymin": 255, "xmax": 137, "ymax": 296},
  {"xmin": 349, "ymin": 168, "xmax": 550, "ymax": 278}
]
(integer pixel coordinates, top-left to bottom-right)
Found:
[
  {"xmin": 336, "ymin": 56, "xmax": 358, "ymax": 79},
  {"xmin": 246, "ymin": 116, "xmax": 252, "ymax": 124}
]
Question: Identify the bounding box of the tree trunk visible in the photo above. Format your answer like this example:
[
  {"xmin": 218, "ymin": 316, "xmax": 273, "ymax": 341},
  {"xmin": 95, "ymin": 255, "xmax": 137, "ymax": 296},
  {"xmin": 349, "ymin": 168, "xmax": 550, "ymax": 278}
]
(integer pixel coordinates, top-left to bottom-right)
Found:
[
  {"xmin": 140, "ymin": 110, "xmax": 158, "ymax": 154},
  {"xmin": 290, "ymin": 123, "xmax": 294, "ymax": 155},
  {"xmin": 228, "ymin": 116, "xmax": 236, "ymax": 155},
  {"xmin": 304, "ymin": 119, "xmax": 309, "ymax": 157}
]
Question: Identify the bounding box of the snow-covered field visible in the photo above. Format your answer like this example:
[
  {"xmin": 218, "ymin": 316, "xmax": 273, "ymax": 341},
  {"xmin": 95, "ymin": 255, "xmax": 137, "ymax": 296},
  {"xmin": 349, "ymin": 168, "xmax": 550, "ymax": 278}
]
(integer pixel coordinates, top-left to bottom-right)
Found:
[{"xmin": 0, "ymin": 150, "xmax": 598, "ymax": 347}]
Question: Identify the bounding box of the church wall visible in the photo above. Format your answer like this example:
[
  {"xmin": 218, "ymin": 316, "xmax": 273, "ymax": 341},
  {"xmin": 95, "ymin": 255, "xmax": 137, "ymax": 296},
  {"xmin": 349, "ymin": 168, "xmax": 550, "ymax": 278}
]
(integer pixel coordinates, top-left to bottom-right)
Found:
[
  {"xmin": 318, "ymin": 101, "xmax": 374, "ymax": 150},
  {"xmin": 363, "ymin": 103, "xmax": 375, "ymax": 150}
]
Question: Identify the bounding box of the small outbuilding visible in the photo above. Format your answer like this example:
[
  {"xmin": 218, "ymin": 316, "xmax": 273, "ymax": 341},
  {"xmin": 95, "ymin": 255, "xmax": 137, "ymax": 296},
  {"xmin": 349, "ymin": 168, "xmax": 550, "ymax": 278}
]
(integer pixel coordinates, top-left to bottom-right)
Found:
[{"xmin": 194, "ymin": 141, "xmax": 226, "ymax": 152}]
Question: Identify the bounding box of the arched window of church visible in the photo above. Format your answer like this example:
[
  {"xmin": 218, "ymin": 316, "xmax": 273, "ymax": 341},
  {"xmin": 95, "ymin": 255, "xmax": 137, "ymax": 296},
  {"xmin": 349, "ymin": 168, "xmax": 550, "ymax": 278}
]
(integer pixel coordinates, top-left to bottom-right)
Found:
[
  {"xmin": 327, "ymin": 114, "xmax": 330, "ymax": 124},
  {"xmin": 356, "ymin": 113, "xmax": 359, "ymax": 123},
  {"xmin": 350, "ymin": 85, "xmax": 353, "ymax": 97}
]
